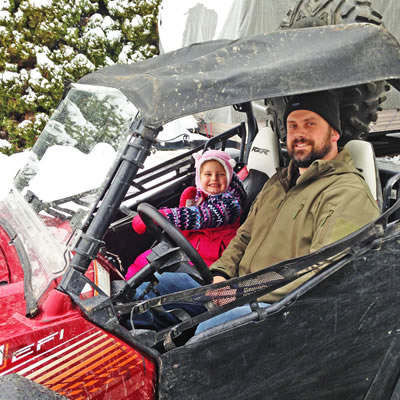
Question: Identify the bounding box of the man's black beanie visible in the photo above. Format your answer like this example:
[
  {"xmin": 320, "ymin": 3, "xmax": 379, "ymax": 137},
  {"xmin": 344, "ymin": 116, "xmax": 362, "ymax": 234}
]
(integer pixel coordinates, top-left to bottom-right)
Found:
[{"xmin": 283, "ymin": 91, "xmax": 342, "ymax": 135}]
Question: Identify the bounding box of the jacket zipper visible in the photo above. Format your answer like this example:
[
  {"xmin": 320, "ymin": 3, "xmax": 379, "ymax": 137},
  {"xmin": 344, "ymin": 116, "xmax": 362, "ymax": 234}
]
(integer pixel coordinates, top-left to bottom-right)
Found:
[
  {"xmin": 320, "ymin": 209, "xmax": 334, "ymax": 227},
  {"xmin": 292, "ymin": 202, "xmax": 305, "ymax": 257},
  {"xmin": 316, "ymin": 208, "xmax": 335, "ymax": 245},
  {"xmin": 292, "ymin": 203, "xmax": 304, "ymax": 220}
]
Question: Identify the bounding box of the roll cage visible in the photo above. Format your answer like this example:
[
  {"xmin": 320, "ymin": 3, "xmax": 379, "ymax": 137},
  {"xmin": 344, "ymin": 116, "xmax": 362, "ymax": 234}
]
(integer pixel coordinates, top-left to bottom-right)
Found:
[{"xmin": 55, "ymin": 22, "xmax": 400, "ymax": 385}]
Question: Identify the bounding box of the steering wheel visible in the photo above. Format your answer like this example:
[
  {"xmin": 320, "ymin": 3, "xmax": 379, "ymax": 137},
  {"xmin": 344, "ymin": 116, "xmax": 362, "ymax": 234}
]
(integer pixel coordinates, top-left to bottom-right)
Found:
[{"xmin": 137, "ymin": 203, "xmax": 213, "ymax": 284}]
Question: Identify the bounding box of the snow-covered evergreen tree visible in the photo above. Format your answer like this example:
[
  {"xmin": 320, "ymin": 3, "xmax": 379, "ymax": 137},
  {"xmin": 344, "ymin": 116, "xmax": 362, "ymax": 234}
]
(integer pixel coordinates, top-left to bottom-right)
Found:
[{"xmin": 0, "ymin": 0, "xmax": 160, "ymax": 154}]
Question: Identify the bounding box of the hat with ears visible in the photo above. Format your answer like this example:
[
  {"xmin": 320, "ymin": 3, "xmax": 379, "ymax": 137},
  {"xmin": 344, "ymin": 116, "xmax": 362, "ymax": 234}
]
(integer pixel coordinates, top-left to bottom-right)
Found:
[
  {"xmin": 193, "ymin": 149, "xmax": 236, "ymax": 195},
  {"xmin": 283, "ymin": 91, "xmax": 342, "ymax": 135}
]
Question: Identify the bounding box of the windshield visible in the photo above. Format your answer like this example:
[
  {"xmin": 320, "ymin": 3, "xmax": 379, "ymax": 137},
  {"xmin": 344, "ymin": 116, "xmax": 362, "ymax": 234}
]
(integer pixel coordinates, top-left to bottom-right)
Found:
[{"xmin": 3, "ymin": 84, "xmax": 137, "ymax": 303}]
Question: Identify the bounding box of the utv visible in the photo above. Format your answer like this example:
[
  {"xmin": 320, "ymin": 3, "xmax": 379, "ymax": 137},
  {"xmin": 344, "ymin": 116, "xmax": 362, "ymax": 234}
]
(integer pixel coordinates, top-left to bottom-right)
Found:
[{"xmin": 0, "ymin": 22, "xmax": 400, "ymax": 400}]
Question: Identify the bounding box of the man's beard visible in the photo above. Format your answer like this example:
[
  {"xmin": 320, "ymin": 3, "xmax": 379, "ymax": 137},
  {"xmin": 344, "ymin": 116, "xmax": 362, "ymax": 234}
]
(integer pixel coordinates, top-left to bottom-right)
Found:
[{"xmin": 288, "ymin": 128, "xmax": 333, "ymax": 168}]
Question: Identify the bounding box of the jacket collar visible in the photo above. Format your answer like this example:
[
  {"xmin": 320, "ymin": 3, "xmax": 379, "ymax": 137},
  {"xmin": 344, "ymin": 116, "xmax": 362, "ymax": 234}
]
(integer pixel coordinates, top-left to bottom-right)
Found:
[{"xmin": 277, "ymin": 148, "xmax": 361, "ymax": 191}]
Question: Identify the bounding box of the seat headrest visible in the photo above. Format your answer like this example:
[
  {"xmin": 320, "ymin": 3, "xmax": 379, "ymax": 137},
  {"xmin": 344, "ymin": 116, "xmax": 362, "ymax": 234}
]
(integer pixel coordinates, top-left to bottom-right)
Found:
[
  {"xmin": 344, "ymin": 140, "xmax": 381, "ymax": 205},
  {"xmin": 247, "ymin": 126, "xmax": 280, "ymax": 178}
]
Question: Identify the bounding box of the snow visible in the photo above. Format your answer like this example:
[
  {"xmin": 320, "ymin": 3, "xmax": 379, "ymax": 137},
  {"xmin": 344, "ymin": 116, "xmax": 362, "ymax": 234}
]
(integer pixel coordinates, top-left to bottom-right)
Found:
[
  {"xmin": 85, "ymin": 26, "xmax": 106, "ymax": 42},
  {"xmin": 18, "ymin": 120, "xmax": 33, "ymax": 129},
  {"xmin": 28, "ymin": 143, "xmax": 116, "ymax": 202},
  {"xmin": 0, "ymin": 138, "xmax": 193, "ymax": 205},
  {"xmin": 2, "ymin": 0, "xmax": 399, "ymax": 205},
  {"xmin": 106, "ymin": 30, "xmax": 122, "ymax": 44},
  {"xmin": 104, "ymin": 56, "xmax": 115, "ymax": 66},
  {"xmin": 36, "ymin": 52, "xmax": 56, "ymax": 68},
  {"xmin": 0, "ymin": 70, "xmax": 19, "ymax": 82},
  {"xmin": 118, "ymin": 44, "xmax": 134, "ymax": 63},
  {"xmin": 0, "ymin": 152, "xmax": 31, "ymax": 199},
  {"xmin": 30, "ymin": 0, "xmax": 52, "ymax": 7},
  {"xmin": 0, "ymin": 0, "xmax": 10, "ymax": 9},
  {"xmin": 101, "ymin": 16, "xmax": 115, "ymax": 30},
  {"xmin": 5, "ymin": 62, "xmax": 18, "ymax": 71},
  {"xmin": 0, "ymin": 75, "xmax": 199, "ymax": 203},
  {"xmin": 29, "ymin": 68, "xmax": 44, "ymax": 83},
  {"xmin": 21, "ymin": 87, "xmax": 36, "ymax": 103},
  {"xmin": 0, "ymin": 10, "xmax": 10, "ymax": 22},
  {"xmin": 107, "ymin": 0, "xmax": 131, "ymax": 16},
  {"xmin": 129, "ymin": 15, "xmax": 143, "ymax": 28},
  {"xmin": 70, "ymin": 54, "xmax": 95, "ymax": 71},
  {"xmin": 0, "ymin": 140, "xmax": 11, "ymax": 149}
]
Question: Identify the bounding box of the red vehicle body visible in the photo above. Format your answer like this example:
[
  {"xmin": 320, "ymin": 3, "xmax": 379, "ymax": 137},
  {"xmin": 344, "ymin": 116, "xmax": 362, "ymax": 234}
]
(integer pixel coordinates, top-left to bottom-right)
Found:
[
  {"xmin": 0, "ymin": 226, "xmax": 24, "ymax": 284},
  {"xmin": 0, "ymin": 228, "xmax": 156, "ymax": 399},
  {"xmin": 0, "ymin": 83, "xmax": 161, "ymax": 398}
]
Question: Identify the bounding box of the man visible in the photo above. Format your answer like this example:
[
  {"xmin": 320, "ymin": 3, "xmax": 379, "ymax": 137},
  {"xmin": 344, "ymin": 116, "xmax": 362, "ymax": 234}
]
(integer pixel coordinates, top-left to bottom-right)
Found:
[
  {"xmin": 210, "ymin": 90, "xmax": 380, "ymax": 301},
  {"xmin": 133, "ymin": 90, "xmax": 380, "ymax": 331}
]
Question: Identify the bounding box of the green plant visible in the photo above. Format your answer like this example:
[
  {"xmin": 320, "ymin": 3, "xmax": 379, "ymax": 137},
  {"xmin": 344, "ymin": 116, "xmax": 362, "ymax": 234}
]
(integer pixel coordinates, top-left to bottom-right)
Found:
[{"xmin": 0, "ymin": 0, "xmax": 161, "ymax": 154}]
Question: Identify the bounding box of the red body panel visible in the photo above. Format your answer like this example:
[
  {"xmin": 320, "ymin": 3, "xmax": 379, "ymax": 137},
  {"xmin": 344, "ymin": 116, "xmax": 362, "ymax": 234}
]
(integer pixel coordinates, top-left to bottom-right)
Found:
[
  {"xmin": 0, "ymin": 225, "xmax": 24, "ymax": 284},
  {"xmin": 0, "ymin": 286, "xmax": 156, "ymax": 399},
  {"xmin": 0, "ymin": 183, "xmax": 157, "ymax": 398}
]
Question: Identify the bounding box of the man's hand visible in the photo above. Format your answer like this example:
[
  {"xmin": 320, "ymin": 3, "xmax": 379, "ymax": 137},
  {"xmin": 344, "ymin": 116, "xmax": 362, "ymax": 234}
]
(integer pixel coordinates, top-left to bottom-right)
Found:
[
  {"xmin": 213, "ymin": 275, "xmax": 227, "ymax": 284},
  {"xmin": 207, "ymin": 276, "xmax": 237, "ymax": 306}
]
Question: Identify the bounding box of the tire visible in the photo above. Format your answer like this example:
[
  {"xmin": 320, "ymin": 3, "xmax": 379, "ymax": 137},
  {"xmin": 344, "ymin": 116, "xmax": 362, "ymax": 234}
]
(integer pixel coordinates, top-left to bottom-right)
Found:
[
  {"xmin": 268, "ymin": 0, "xmax": 391, "ymax": 145},
  {"xmin": 0, "ymin": 374, "xmax": 68, "ymax": 399}
]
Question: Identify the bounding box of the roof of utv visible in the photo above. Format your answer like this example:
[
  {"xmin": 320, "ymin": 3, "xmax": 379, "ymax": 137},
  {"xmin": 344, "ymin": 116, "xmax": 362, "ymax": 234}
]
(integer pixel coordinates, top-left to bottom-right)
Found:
[{"xmin": 79, "ymin": 23, "xmax": 400, "ymax": 129}]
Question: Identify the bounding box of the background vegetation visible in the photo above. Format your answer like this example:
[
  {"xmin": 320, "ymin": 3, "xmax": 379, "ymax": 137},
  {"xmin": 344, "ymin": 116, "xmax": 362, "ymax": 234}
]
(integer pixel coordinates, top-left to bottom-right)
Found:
[{"xmin": 0, "ymin": 0, "xmax": 161, "ymax": 154}]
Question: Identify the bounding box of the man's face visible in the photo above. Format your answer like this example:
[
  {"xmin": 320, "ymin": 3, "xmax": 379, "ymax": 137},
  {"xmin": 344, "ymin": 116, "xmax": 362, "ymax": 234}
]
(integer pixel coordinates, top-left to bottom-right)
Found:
[{"xmin": 286, "ymin": 109, "xmax": 339, "ymax": 169}]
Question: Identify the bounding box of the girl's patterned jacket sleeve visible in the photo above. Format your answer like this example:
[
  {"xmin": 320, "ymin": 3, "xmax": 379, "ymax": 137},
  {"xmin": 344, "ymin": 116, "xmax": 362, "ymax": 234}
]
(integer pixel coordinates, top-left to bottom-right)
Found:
[{"xmin": 162, "ymin": 174, "xmax": 246, "ymax": 231}]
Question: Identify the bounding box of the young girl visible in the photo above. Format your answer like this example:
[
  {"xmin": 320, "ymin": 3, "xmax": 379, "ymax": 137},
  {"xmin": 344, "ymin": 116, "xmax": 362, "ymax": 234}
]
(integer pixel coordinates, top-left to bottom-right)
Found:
[{"xmin": 125, "ymin": 149, "xmax": 246, "ymax": 279}]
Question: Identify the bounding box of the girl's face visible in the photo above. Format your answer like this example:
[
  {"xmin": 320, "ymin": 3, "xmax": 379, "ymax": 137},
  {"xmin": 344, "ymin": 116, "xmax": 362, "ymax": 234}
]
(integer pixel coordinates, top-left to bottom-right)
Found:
[{"xmin": 200, "ymin": 160, "xmax": 228, "ymax": 195}]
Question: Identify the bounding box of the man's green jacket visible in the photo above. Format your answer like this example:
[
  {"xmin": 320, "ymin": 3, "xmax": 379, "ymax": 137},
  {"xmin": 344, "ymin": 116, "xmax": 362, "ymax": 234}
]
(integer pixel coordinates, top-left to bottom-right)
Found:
[{"xmin": 210, "ymin": 148, "xmax": 380, "ymax": 302}]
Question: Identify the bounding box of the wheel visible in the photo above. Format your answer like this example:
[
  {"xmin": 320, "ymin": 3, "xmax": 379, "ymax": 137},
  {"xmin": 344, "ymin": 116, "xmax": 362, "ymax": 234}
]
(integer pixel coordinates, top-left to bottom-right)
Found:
[
  {"xmin": 137, "ymin": 203, "xmax": 213, "ymax": 284},
  {"xmin": 268, "ymin": 0, "xmax": 391, "ymax": 145},
  {"xmin": 0, "ymin": 374, "xmax": 67, "ymax": 399}
]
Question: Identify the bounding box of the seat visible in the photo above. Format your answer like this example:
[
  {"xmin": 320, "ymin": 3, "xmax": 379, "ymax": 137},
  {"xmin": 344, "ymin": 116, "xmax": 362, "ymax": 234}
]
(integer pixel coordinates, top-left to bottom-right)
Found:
[
  {"xmin": 344, "ymin": 140, "xmax": 382, "ymax": 210},
  {"xmin": 240, "ymin": 126, "xmax": 280, "ymax": 222}
]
